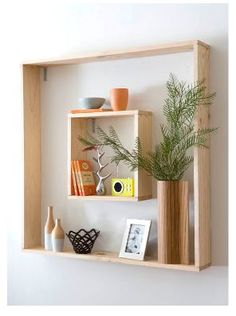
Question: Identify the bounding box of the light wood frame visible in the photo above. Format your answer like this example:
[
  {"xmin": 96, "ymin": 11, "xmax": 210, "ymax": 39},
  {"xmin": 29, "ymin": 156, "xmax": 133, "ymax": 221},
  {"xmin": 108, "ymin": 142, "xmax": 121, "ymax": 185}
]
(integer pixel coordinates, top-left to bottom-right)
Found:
[
  {"xmin": 68, "ymin": 110, "xmax": 152, "ymax": 201},
  {"xmin": 23, "ymin": 40, "xmax": 211, "ymax": 271}
]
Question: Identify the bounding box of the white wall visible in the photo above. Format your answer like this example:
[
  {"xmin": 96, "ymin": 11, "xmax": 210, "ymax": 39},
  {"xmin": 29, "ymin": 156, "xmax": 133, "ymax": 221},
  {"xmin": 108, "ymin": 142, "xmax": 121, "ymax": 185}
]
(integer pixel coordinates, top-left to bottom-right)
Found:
[{"xmin": 6, "ymin": 3, "xmax": 228, "ymax": 305}]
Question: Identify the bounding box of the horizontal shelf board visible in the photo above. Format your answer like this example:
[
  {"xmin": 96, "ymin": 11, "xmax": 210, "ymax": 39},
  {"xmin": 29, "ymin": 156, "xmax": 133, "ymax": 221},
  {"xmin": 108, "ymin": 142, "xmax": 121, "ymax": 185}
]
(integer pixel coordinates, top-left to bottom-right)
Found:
[
  {"xmin": 23, "ymin": 247, "xmax": 199, "ymax": 271},
  {"xmin": 23, "ymin": 40, "xmax": 209, "ymax": 66},
  {"xmin": 68, "ymin": 195, "xmax": 152, "ymax": 202},
  {"xmin": 68, "ymin": 109, "xmax": 152, "ymax": 119}
]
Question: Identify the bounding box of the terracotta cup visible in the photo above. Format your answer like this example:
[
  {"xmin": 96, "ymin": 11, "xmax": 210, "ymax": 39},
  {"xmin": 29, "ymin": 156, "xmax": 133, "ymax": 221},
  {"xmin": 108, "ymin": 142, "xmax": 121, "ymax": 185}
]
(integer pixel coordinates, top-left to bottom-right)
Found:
[{"xmin": 110, "ymin": 88, "xmax": 128, "ymax": 111}]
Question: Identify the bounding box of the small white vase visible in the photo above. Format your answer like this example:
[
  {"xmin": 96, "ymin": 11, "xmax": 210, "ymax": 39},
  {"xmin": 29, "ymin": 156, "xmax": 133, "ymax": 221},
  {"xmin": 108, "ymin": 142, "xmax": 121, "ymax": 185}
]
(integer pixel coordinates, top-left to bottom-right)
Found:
[
  {"xmin": 51, "ymin": 218, "xmax": 65, "ymax": 252},
  {"xmin": 44, "ymin": 206, "xmax": 55, "ymax": 250}
]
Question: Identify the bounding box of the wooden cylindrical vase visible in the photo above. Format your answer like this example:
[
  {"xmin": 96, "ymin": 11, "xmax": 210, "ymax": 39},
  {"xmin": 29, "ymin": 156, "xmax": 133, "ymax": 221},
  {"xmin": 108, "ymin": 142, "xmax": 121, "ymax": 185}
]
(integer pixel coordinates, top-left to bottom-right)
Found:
[
  {"xmin": 52, "ymin": 218, "xmax": 65, "ymax": 252},
  {"xmin": 44, "ymin": 206, "xmax": 55, "ymax": 250},
  {"xmin": 110, "ymin": 88, "xmax": 128, "ymax": 111},
  {"xmin": 157, "ymin": 180, "xmax": 189, "ymax": 264}
]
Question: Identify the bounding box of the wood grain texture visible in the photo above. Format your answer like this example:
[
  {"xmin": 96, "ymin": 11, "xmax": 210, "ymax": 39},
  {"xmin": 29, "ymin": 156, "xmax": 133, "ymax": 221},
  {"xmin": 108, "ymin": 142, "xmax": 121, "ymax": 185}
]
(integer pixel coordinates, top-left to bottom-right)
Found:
[
  {"xmin": 51, "ymin": 219, "xmax": 65, "ymax": 239},
  {"xmin": 23, "ymin": 41, "xmax": 202, "ymax": 66},
  {"xmin": 22, "ymin": 40, "xmax": 212, "ymax": 271},
  {"xmin": 68, "ymin": 194, "xmax": 152, "ymax": 201},
  {"xmin": 69, "ymin": 109, "xmax": 152, "ymax": 118},
  {"xmin": 193, "ymin": 43, "xmax": 211, "ymax": 269},
  {"xmin": 68, "ymin": 111, "xmax": 152, "ymax": 200},
  {"xmin": 44, "ymin": 206, "xmax": 55, "ymax": 234},
  {"xmin": 157, "ymin": 181, "xmax": 189, "ymax": 264},
  {"xmin": 23, "ymin": 65, "xmax": 41, "ymax": 248},
  {"xmin": 134, "ymin": 113, "xmax": 152, "ymax": 199},
  {"xmin": 23, "ymin": 247, "xmax": 200, "ymax": 271}
]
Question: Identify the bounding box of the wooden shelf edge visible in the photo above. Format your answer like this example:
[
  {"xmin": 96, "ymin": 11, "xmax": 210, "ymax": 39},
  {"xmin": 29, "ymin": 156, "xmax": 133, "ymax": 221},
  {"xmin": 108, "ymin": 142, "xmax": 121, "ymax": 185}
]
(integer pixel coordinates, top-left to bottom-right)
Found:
[
  {"xmin": 68, "ymin": 109, "xmax": 152, "ymax": 118},
  {"xmin": 22, "ymin": 40, "xmax": 209, "ymax": 66},
  {"xmin": 194, "ymin": 40, "xmax": 210, "ymax": 49},
  {"xmin": 67, "ymin": 194, "xmax": 152, "ymax": 202},
  {"xmin": 198, "ymin": 263, "xmax": 211, "ymax": 271},
  {"xmin": 23, "ymin": 247, "xmax": 199, "ymax": 272}
]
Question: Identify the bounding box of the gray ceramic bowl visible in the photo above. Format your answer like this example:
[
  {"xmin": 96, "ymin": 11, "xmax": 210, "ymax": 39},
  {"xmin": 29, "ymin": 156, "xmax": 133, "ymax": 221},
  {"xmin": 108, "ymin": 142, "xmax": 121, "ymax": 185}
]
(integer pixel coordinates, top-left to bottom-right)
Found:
[{"xmin": 79, "ymin": 97, "xmax": 106, "ymax": 109}]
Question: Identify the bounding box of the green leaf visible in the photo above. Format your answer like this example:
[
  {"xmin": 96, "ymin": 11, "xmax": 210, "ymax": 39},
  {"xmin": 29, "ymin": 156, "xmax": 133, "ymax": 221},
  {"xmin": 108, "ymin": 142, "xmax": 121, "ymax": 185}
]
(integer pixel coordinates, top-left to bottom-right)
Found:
[{"xmin": 77, "ymin": 73, "xmax": 217, "ymax": 180}]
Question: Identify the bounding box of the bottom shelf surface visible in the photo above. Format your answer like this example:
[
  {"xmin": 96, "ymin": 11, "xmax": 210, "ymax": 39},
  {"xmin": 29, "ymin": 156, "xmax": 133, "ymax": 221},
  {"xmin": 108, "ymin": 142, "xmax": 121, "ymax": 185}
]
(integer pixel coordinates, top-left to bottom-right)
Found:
[{"xmin": 23, "ymin": 246, "xmax": 206, "ymax": 272}]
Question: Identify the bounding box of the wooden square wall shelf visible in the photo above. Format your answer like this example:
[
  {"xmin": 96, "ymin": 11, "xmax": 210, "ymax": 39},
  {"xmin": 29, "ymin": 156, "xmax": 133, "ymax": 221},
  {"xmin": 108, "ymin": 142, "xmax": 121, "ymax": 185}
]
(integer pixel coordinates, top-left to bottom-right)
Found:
[
  {"xmin": 23, "ymin": 40, "xmax": 211, "ymax": 271},
  {"xmin": 68, "ymin": 110, "xmax": 152, "ymax": 201}
]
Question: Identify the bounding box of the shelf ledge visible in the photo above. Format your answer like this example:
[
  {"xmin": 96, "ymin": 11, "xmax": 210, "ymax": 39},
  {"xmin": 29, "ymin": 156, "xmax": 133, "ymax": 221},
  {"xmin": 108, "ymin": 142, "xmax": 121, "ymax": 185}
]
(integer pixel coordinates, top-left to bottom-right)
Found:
[
  {"xmin": 68, "ymin": 109, "xmax": 152, "ymax": 119},
  {"xmin": 22, "ymin": 247, "xmax": 207, "ymax": 272},
  {"xmin": 23, "ymin": 40, "xmax": 210, "ymax": 66},
  {"xmin": 68, "ymin": 195, "xmax": 152, "ymax": 202}
]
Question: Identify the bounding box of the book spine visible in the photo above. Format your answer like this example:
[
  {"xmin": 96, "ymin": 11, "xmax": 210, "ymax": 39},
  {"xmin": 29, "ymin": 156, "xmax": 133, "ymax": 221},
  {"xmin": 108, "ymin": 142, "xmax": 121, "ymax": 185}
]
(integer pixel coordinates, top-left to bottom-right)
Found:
[
  {"xmin": 71, "ymin": 161, "xmax": 78, "ymax": 196},
  {"xmin": 74, "ymin": 160, "xmax": 84, "ymax": 196},
  {"xmin": 77, "ymin": 160, "xmax": 96, "ymax": 196}
]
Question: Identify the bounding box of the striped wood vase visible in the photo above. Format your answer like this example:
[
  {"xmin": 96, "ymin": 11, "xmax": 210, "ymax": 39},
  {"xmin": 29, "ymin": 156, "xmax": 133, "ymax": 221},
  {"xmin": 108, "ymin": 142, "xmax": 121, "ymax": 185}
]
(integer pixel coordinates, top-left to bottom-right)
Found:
[{"xmin": 157, "ymin": 180, "xmax": 190, "ymax": 264}]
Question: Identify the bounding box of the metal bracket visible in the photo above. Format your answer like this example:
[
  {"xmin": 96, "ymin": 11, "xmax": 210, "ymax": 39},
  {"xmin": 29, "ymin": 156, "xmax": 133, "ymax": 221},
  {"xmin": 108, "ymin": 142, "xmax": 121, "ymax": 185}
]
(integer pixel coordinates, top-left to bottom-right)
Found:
[{"xmin": 43, "ymin": 67, "xmax": 47, "ymax": 81}]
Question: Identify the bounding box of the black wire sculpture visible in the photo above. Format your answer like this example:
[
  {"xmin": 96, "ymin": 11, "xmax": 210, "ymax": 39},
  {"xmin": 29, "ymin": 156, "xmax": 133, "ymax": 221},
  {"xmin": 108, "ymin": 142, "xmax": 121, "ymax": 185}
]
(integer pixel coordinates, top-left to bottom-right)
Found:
[{"xmin": 67, "ymin": 229, "xmax": 100, "ymax": 254}]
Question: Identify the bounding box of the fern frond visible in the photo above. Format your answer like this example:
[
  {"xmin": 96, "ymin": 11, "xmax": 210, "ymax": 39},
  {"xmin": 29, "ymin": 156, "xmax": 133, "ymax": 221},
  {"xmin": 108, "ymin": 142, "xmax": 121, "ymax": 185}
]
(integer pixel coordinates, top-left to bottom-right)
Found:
[{"xmin": 78, "ymin": 73, "xmax": 216, "ymax": 180}]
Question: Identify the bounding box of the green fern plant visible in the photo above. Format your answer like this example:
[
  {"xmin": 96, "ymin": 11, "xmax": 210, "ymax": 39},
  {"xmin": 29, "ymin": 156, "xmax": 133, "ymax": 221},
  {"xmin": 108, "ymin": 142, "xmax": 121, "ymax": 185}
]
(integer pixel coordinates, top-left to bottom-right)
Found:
[{"xmin": 79, "ymin": 74, "xmax": 216, "ymax": 181}]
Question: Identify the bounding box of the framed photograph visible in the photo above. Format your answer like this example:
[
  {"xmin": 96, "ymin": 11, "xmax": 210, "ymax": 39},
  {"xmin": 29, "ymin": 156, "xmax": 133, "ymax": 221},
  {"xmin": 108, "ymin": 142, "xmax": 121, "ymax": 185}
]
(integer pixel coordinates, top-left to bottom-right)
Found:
[{"xmin": 119, "ymin": 219, "xmax": 151, "ymax": 260}]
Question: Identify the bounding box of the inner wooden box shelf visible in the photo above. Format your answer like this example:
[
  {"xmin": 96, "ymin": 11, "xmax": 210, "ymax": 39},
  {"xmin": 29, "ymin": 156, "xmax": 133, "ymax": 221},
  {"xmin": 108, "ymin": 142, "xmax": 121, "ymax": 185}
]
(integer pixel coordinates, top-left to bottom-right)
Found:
[
  {"xmin": 68, "ymin": 110, "xmax": 152, "ymax": 201},
  {"xmin": 23, "ymin": 40, "xmax": 211, "ymax": 271}
]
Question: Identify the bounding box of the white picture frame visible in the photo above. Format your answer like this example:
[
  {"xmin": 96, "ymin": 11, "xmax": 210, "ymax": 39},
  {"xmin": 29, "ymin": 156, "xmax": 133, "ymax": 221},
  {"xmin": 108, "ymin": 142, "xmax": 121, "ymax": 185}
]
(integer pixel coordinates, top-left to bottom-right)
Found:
[{"xmin": 119, "ymin": 219, "xmax": 151, "ymax": 260}]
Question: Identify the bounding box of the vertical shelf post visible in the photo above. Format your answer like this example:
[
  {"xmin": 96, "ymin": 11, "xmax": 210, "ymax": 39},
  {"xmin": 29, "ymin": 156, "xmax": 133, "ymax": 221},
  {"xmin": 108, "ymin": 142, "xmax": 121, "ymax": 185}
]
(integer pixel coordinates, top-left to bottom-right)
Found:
[
  {"xmin": 134, "ymin": 112, "xmax": 152, "ymax": 200},
  {"xmin": 68, "ymin": 117, "xmax": 88, "ymax": 195},
  {"xmin": 193, "ymin": 42, "xmax": 211, "ymax": 269},
  {"xmin": 23, "ymin": 65, "xmax": 41, "ymax": 248}
]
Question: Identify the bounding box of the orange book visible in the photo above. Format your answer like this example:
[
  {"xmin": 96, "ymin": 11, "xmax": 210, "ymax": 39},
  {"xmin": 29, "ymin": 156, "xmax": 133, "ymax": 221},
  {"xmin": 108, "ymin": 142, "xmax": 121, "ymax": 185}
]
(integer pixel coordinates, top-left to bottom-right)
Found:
[
  {"xmin": 74, "ymin": 161, "xmax": 83, "ymax": 196},
  {"xmin": 76, "ymin": 160, "xmax": 96, "ymax": 196},
  {"xmin": 71, "ymin": 161, "xmax": 79, "ymax": 196}
]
